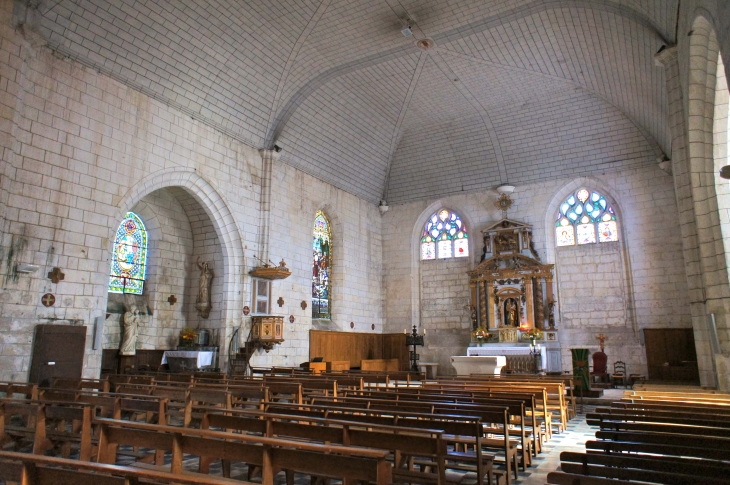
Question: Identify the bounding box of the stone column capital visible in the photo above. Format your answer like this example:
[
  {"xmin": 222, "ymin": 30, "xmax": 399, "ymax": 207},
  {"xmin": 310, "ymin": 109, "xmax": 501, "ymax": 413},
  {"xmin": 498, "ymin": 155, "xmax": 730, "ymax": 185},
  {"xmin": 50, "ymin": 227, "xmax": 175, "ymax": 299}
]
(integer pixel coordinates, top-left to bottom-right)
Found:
[
  {"xmin": 259, "ymin": 148, "xmax": 281, "ymax": 161},
  {"xmin": 654, "ymin": 44, "xmax": 678, "ymax": 67}
]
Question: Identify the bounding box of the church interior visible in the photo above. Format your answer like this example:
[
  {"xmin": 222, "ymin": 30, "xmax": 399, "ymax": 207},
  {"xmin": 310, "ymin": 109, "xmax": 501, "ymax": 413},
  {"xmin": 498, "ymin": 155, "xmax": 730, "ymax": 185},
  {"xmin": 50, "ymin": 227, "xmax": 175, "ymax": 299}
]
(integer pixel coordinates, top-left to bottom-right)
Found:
[{"xmin": 1, "ymin": 0, "xmax": 730, "ymax": 483}]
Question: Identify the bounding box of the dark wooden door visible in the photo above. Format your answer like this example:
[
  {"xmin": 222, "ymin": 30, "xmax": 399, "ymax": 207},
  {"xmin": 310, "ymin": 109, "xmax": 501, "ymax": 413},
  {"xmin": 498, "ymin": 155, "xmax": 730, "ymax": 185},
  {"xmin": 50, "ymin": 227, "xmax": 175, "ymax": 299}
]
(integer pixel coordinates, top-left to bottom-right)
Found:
[
  {"xmin": 644, "ymin": 328, "xmax": 699, "ymax": 382},
  {"xmin": 29, "ymin": 325, "xmax": 86, "ymax": 386}
]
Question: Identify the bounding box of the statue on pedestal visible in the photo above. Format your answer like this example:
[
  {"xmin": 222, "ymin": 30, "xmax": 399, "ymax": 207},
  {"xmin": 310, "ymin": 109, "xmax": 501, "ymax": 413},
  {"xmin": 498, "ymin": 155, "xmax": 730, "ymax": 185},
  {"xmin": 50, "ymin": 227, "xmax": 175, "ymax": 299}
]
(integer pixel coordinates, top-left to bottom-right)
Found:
[
  {"xmin": 506, "ymin": 299, "xmax": 518, "ymax": 327},
  {"xmin": 120, "ymin": 305, "xmax": 140, "ymax": 356},
  {"xmin": 196, "ymin": 257, "xmax": 214, "ymax": 318}
]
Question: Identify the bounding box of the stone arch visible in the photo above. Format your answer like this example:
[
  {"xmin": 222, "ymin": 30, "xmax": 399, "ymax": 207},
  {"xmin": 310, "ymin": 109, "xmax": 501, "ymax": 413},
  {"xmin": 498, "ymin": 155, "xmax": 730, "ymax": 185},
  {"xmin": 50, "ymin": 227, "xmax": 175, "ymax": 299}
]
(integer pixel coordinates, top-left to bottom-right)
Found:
[
  {"xmin": 543, "ymin": 177, "xmax": 636, "ymax": 331},
  {"xmin": 410, "ymin": 200, "xmax": 476, "ymax": 329},
  {"xmin": 116, "ymin": 169, "xmax": 245, "ymax": 366}
]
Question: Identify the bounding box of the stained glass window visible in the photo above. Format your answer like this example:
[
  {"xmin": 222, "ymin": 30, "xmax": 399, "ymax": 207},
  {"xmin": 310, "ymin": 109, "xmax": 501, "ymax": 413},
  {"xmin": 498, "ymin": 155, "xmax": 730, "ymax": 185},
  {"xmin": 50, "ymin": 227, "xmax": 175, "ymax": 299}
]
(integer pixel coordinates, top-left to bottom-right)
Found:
[
  {"xmin": 312, "ymin": 211, "xmax": 332, "ymax": 319},
  {"xmin": 109, "ymin": 212, "xmax": 148, "ymax": 294},
  {"xmin": 555, "ymin": 189, "xmax": 618, "ymax": 247},
  {"xmin": 421, "ymin": 209, "xmax": 469, "ymax": 260}
]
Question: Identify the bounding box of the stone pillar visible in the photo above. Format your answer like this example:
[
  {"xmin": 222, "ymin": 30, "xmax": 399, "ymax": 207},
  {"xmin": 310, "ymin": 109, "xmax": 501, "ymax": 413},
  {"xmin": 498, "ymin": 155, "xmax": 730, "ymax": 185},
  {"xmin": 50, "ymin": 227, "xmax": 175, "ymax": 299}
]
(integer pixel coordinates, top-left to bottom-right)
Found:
[
  {"xmin": 257, "ymin": 149, "xmax": 280, "ymax": 264},
  {"xmin": 656, "ymin": 43, "xmax": 729, "ymax": 389}
]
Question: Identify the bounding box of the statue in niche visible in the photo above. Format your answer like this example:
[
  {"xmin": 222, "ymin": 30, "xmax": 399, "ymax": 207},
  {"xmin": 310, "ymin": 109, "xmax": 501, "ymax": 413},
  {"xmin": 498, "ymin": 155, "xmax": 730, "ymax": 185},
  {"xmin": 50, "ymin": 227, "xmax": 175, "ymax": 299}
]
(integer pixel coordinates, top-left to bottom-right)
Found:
[
  {"xmin": 505, "ymin": 298, "xmax": 518, "ymax": 327},
  {"xmin": 196, "ymin": 257, "xmax": 214, "ymax": 319},
  {"xmin": 120, "ymin": 305, "xmax": 140, "ymax": 356}
]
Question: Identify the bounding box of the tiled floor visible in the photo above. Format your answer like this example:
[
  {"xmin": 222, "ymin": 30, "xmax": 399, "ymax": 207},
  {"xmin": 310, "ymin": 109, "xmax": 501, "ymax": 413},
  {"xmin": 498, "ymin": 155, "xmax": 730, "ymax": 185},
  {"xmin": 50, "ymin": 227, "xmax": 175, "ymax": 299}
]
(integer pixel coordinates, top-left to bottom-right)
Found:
[{"xmin": 511, "ymin": 404, "xmax": 597, "ymax": 484}]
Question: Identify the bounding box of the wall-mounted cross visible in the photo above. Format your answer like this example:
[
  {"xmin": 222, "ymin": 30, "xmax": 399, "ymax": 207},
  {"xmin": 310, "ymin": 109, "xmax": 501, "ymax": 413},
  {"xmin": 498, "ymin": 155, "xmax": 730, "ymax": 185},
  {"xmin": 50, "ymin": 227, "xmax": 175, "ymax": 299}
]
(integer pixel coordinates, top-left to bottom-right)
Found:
[
  {"xmin": 596, "ymin": 333, "xmax": 608, "ymax": 352},
  {"xmin": 277, "ymin": 297, "xmax": 284, "ymax": 307},
  {"xmin": 47, "ymin": 267, "xmax": 65, "ymax": 284},
  {"xmin": 168, "ymin": 295, "xmax": 177, "ymax": 305}
]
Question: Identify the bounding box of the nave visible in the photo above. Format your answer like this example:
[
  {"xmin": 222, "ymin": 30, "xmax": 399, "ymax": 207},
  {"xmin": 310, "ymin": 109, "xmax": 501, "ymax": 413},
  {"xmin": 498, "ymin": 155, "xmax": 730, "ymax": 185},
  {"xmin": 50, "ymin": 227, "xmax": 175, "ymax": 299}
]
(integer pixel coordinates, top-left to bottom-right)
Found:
[{"xmin": 2, "ymin": 372, "xmax": 729, "ymax": 485}]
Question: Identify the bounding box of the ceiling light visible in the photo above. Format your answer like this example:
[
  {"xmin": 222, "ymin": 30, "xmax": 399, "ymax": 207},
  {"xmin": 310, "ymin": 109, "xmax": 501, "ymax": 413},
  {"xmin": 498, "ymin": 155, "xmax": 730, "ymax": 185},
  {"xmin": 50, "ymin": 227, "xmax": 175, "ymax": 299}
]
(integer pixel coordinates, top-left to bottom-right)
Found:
[{"xmin": 401, "ymin": 25, "xmax": 412, "ymax": 37}]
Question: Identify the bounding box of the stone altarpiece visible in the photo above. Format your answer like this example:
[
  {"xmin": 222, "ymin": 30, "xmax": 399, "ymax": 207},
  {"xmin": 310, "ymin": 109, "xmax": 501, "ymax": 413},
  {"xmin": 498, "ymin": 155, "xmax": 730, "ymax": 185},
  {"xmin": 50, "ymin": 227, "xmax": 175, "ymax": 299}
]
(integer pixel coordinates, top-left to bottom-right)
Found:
[{"xmin": 468, "ymin": 219, "xmax": 557, "ymax": 343}]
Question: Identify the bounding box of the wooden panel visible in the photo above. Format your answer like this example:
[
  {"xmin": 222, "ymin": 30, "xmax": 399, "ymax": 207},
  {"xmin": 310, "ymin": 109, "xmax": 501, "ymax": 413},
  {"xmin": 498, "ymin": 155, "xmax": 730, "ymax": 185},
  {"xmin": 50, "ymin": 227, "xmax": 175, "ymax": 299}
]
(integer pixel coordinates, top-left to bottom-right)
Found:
[
  {"xmin": 361, "ymin": 359, "xmax": 400, "ymax": 371},
  {"xmin": 102, "ymin": 349, "xmax": 166, "ymax": 375},
  {"xmin": 644, "ymin": 328, "xmax": 699, "ymax": 382},
  {"xmin": 29, "ymin": 325, "xmax": 87, "ymax": 386},
  {"xmin": 381, "ymin": 334, "xmax": 409, "ymax": 371},
  {"xmin": 309, "ymin": 331, "xmax": 408, "ymax": 370}
]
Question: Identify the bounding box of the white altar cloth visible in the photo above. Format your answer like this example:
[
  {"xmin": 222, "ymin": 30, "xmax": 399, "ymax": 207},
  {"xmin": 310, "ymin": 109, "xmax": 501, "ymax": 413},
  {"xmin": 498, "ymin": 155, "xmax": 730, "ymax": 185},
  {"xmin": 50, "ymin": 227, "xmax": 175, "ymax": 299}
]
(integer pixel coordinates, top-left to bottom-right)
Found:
[
  {"xmin": 161, "ymin": 350, "xmax": 214, "ymax": 367},
  {"xmin": 450, "ymin": 356, "xmax": 507, "ymax": 376},
  {"xmin": 467, "ymin": 345, "xmax": 546, "ymax": 369}
]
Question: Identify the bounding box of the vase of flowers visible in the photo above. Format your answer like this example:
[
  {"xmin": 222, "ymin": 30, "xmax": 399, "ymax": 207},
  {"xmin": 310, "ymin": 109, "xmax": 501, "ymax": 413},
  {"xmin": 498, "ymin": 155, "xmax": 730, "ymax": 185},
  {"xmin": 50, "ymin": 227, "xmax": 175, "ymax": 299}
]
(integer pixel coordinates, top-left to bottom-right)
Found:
[
  {"xmin": 180, "ymin": 327, "xmax": 197, "ymax": 349},
  {"xmin": 471, "ymin": 327, "xmax": 491, "ymax": 346}
]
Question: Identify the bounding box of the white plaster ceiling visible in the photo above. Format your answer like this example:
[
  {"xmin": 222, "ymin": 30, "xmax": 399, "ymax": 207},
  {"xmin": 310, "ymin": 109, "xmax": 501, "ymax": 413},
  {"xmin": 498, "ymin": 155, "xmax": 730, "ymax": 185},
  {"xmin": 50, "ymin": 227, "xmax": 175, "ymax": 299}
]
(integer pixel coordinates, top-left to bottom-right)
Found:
[{"xmin": 37, "ymin": 0, "xmax": 677, "ymax": 204}]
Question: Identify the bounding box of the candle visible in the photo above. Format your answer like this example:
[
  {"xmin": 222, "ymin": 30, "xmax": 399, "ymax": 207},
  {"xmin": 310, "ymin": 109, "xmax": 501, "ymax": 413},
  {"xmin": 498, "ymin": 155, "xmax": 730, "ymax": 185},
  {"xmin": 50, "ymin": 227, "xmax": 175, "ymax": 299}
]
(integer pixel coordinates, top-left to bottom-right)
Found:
[
  {"xmin": 424, "ymin": 329, "xmax": 426, "ymax": 335},
  {"xmin": 404, "ymin": 329, "xmax": 407, "ymax": 334}
]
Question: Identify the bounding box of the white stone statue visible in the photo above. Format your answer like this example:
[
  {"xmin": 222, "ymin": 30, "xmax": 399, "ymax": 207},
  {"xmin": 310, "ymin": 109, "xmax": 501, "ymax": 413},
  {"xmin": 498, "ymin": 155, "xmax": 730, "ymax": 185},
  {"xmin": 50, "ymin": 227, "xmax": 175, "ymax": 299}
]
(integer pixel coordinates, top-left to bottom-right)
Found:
[
  {"xmin": 196, "ymin": 257, "xmax": 214, "ymax": 318},
  {"xmin": 120, "ymin": 305, "xmax": 140, "ymax": 355}
]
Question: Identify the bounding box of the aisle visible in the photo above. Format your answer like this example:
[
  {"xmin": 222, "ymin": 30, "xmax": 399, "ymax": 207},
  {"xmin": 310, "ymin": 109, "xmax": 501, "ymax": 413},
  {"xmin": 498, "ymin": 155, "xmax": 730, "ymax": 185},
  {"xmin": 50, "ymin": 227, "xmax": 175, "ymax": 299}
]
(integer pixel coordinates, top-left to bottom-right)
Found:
[{"xmin": 513, "ymin": 405, "xmax": 596, "ymax": 485}]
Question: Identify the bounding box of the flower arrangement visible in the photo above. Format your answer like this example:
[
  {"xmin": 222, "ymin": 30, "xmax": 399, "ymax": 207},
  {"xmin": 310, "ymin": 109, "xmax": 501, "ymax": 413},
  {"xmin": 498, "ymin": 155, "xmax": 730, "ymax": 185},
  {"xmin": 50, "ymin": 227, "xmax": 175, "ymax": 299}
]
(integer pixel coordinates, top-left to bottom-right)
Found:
[
  {"xmin": 180, "ymin": 327, "xmax": 197, "ymax": 348},
  {"xmin": 520, "ymin": 327, "xmax": 543, "ymax": 342},
  {"xmin": 471, "ymin": 327, "xmax": 492, "ymax": 344}
]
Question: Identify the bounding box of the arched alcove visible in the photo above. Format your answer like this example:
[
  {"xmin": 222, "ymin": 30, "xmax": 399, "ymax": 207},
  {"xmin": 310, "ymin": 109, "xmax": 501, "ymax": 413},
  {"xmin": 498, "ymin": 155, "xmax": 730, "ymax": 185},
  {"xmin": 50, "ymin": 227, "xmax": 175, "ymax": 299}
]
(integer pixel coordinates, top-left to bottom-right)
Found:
[{"xmin": 112, "ymin": 169, "xmax": 244, "ymax": 370}]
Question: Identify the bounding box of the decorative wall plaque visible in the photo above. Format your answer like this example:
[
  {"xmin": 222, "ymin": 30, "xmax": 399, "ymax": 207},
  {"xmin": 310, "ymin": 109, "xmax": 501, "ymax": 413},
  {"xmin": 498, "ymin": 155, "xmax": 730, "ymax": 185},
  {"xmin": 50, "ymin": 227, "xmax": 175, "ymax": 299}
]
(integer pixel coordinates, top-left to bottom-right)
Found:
[
  {"xmin": 41, "ymin": 293, "xmax": 55, "ymax": 307},
  {"xmin": 289, "ymin": 315, "xmax": 295, "ymax": 323},
  {"xmin": 167, "ymin": 295, "xmax": 177, "ymax": 305},
  {"xmin": 242, "ymin": 306, "xmax": 250, "ymax": 315},
  {"xmin": 47, "ymin": 267, "xmax": 65, "ymax": 284}
]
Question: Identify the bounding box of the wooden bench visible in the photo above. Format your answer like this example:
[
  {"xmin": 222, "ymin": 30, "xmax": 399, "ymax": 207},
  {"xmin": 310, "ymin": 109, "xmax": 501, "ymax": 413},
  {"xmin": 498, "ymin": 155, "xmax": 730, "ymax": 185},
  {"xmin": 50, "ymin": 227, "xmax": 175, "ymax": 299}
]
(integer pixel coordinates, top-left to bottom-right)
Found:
[
  {"xmin": 0, "ymin": 449, "xmax": 253, "ymax": 485},
  {"xmin": 95, "ymin": 418, "xmax": 392, "ymax": 485},
  {"xmin": 0, "ymin": 382, "xmax": 38, "ymax": 400},
  {"xmin": 202, "ymin": 411, "xmax": 448, "ymax": 484},
  {"xmin": 0, "ymin": 399, "xmax": 93, "ymax": 461},
  {"xmin": 559, "ymin": 451, "xmax": 730, "ymax": 483},
  {"xmin": 260, "ymin": 401, "xmax": 499, "ymax": 485}
]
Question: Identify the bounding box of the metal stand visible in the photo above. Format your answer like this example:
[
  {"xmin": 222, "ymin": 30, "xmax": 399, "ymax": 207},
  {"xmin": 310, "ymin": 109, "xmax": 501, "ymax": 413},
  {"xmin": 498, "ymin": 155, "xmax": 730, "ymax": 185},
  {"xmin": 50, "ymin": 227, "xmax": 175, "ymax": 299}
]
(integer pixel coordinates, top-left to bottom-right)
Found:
[
  {"xmin": 405, "ymin": 324, "xmax": 425, "ymax": 372},
  {"xmin": 529, "ymin": 339, "xmax": 542, "ymax": 374}
]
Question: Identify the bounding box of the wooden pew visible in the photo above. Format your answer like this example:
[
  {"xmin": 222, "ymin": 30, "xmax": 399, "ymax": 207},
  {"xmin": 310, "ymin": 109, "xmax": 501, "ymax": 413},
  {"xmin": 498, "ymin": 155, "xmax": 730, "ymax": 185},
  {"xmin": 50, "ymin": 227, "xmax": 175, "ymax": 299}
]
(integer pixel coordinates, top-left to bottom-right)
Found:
[
  {"xmin": 260, "ymin": 402, "xmax": 499, "ymax": 485},
  {"xmin": 202, "ymin": 411, "xmax": 448, "ymax": 484},
  {"xmin": 0, "ymin": 450, "xmax": 252, "ymax": 485},
  {"xmin": 0, "ymin": 382, "xmax": 39, "ymax": 400},
  {"xmin": 51, "ymin": 378, "xmax": 110, "ymax": 393},
  {"xmin": 310, "ymin": 393, "xmax": 525, "ymax": 472},
  {"xmin": 560, "ymin": 451, "xmax": 730, "ymax": 485},
  {"xmin": 0, "ymin": 400, "xmax": 93, "ymax": 461},
  {"xmin": 95, "ymin": 418, "xmax": 393, "ymax": 485}
]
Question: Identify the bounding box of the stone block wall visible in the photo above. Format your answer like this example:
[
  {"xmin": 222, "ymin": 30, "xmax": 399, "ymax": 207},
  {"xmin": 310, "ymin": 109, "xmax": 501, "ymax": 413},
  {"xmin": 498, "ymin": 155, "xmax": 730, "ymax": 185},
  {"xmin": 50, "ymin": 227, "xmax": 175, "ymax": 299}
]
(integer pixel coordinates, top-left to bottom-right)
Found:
[
  {"xmin": 0, "ymin": 12, "xmax": 383, "ymax": 380},
  {"xmin": 383, "ymin": 166, "xmax": 692, "ymax": 377}
]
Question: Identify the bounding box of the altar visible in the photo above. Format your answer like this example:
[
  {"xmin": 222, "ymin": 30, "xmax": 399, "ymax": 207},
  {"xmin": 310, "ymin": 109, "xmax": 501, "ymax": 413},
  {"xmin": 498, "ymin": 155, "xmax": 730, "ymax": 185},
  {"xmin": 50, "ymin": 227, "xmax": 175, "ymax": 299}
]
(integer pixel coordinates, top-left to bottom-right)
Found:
[
  {"xmin": 467, "ymin": 345, "xmax": 546, "ymax": 372},
  {"xmin": 161, "ymin": 350, "xmax": 216, "ymax": 372},
  {"xmin": 451, "ymin": 355, "xmax": 507, "ymax": 376}
]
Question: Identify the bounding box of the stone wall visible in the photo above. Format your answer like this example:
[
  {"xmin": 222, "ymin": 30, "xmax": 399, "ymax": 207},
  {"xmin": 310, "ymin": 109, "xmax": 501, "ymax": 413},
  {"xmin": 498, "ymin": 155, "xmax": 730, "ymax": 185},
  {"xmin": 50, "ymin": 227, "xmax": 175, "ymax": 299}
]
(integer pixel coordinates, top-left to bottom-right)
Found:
[
  {"xmin": 383, "ymin": 167, "xmax": 692, "ymax": 377},
  {"xmin": 0, "ymin": 10, "xmax": 383, "ymax": 380}
]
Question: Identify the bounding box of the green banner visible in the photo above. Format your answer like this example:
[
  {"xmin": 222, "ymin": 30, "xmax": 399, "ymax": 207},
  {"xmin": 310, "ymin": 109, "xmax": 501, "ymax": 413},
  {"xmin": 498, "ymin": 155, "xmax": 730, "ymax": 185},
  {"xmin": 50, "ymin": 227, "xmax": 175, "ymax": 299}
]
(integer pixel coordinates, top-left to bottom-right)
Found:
[{"xmin": 571, "ymin": 348, "xmax": 590, "ymax": 391}]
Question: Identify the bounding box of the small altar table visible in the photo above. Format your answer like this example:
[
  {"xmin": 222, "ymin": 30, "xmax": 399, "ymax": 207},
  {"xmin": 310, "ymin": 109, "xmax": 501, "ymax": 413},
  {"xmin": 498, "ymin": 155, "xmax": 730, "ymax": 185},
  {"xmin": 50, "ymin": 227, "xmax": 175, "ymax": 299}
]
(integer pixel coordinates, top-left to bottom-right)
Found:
[
  {"xmin": 450, "ymin": 356, "xmax": 507, "ymax": 376},
  {"xmin": 161, "ymin": 350, "xmax": 215, "ymax": 372}
]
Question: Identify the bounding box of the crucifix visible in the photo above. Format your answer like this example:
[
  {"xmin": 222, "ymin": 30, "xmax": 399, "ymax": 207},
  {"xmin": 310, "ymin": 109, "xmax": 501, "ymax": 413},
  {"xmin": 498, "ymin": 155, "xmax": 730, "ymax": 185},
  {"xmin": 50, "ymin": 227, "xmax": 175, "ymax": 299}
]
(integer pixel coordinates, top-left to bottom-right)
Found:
[
  {"xmin": 596, "ymin": 333, "xmax": 608, "ymax": 352},
  {"xmin": 167, "ymin": 295, "xmax": 177, "ymax": 306}
]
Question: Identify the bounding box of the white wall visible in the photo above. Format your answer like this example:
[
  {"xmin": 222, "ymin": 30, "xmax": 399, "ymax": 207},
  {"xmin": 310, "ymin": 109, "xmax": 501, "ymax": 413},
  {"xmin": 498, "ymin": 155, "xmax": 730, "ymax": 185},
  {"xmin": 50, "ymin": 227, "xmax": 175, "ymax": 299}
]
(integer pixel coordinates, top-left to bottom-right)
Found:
[{"xmin": 0, "ymin": 9, "xmax": 383, "ymax": 380}]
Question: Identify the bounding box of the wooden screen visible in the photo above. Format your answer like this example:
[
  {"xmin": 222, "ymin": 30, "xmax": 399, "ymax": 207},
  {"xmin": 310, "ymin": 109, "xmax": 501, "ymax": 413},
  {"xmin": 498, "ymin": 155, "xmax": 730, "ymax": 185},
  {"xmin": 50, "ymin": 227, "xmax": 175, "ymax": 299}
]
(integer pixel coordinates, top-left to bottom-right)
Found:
[{"xmin": 309, "ymin": 330, "xmax": 408, "ymax": 370}]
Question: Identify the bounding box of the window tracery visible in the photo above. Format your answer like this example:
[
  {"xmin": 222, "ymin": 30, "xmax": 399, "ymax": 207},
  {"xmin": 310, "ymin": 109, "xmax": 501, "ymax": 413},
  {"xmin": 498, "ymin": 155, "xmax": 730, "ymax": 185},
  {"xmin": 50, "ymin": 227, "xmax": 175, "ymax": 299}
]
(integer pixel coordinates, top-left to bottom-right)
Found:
[
  {"xmin": 421, "ymin": 209, "xmax": 469, "ymax": 260},
  {"xmin": 556, "ymin": 189, "xmax": 618, "ymax": 247}
]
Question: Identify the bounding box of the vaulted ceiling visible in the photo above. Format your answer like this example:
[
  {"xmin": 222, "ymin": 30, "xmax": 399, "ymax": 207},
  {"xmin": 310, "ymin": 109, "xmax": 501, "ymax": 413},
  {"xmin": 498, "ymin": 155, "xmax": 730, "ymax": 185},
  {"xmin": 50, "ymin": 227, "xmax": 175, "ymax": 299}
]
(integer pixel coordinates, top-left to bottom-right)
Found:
[{"xmin": 38, "ymin": 0, "xmax": 677, "ymax": 204}]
